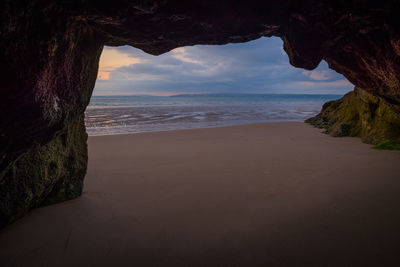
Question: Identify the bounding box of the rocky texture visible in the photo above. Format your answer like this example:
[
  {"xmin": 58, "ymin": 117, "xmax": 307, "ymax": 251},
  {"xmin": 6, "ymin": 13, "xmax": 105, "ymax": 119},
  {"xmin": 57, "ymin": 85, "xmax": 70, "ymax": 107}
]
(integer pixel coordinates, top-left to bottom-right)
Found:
[
  {"xmin": 0, "ymin": 1, "xmax": 102, "ymax": 226},
  {"xmin": 1, "ymin": 1, "xmax": 400, "ymax": 227},
  {"xmin": 0, "ymin": 115, "xmax": 88, "ymax": 228},
  {"xmin": 306, "ymin": 87, "xmax": 400, "ymax": 144}
]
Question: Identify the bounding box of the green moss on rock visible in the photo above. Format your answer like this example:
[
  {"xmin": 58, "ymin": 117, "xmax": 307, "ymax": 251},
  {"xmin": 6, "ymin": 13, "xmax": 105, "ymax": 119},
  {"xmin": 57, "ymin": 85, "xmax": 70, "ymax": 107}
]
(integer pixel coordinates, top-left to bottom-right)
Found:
[
  {"xmin": 306, "ymin": 87, "xmax": 400, "ymax": 145},
  {"xmin": 0, "ymin": 115, "xmax": 88, "ymax": 228},
  {"xmin": 373, "ymin": 139, "xmax": 400, "ymax": 150}
]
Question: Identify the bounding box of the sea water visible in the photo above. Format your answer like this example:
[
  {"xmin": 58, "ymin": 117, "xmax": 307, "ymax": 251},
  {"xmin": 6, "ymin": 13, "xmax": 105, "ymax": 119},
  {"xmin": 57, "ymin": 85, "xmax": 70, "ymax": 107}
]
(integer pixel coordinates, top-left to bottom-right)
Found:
[{"xmin": 85, "ymin": 94, "xmax": 342, "ymax": 136}]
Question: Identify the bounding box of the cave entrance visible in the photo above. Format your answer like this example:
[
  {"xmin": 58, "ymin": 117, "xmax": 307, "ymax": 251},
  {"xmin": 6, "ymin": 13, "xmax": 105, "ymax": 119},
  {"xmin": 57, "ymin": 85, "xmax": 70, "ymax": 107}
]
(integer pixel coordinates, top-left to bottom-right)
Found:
[{"xmin": 85, "ymin": 37, "xmax": 353, "ymax": 136}]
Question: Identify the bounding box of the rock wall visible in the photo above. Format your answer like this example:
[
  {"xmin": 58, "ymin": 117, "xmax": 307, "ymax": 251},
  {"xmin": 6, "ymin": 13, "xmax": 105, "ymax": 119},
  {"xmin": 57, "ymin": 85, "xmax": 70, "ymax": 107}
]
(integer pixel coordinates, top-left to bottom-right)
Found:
[
  {"xmin": 306, "ymin": 88, "xmax": 400, "ymax": 144},
  {"xmin": 1, "ymin": 0, "xmax": 400, "ymax": 227},
  {"xmin": 0, "ymin": 1, "xmax": 102, "ymax": 227},
  {"xmin": 0, "ymin": 115, "xmax": 87, "ymax": 228}
]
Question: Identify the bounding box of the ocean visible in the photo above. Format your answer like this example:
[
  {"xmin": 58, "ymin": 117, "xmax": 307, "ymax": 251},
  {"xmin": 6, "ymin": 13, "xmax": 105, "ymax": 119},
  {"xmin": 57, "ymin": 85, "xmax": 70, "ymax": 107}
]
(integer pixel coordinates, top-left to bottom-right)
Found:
[{"xmin": 85, "ymin": 94, "xmax": 342, "ymax": 136}]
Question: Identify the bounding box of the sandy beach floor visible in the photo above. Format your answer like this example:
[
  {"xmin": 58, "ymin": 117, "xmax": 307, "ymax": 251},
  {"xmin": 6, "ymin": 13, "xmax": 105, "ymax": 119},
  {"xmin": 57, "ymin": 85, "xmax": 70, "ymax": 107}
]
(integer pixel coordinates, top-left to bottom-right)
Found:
[{"xmin": 1, "ymin": 122, "xmax": 400, "ymax": 266}]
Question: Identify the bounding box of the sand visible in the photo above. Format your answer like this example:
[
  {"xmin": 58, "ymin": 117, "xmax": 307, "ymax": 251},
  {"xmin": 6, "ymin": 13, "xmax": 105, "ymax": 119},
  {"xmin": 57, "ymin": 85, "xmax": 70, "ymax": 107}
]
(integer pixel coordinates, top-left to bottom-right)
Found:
[{"xmin": 1, "ymin": 122, "xmax": 400, "ymax": 266}]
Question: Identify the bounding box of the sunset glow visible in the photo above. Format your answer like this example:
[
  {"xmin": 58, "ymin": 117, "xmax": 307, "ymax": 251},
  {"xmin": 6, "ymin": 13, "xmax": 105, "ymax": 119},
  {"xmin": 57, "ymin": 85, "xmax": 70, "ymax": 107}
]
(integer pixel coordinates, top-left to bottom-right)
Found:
[{"xmin": 98, "ymin": 48, "xmax": 143, "ymax": 80}]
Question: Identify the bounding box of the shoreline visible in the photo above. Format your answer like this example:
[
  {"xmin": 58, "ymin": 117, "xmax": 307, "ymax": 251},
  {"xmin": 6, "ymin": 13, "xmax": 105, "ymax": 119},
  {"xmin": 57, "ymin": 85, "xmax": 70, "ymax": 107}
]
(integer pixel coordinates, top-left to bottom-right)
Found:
[
  {"xmin": 85, "ymin": 120, "xmax": 307, "ymax": 137},
  {"xmin": 1, "ymin": 122, "xmax": 399, "ymax": 266}
]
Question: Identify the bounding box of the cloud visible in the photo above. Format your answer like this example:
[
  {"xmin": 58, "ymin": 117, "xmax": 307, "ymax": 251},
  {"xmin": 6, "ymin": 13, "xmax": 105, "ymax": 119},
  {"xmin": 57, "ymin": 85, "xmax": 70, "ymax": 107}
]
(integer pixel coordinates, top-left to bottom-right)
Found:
[
  {"xmin": 89, "ymin": 91, "xmax": 199, "ymax": 96},
  {"xmin": 171, "ymin": 47, "xmax": 204, "ymax": 65},
  {"xmin": 97, "ymin": 72, "xmax": 110, "ymax": 80},
  {"xmin": 296, "ymin": 79, "xmax": 353, "ymax": 87},
  {"xmin": 302, "ymin": 70, "xmax": 334, "ymax": 81},
  {"xmin": 94, "ymin": 37, "xmax": 354, "ymax": 95},
  {"xmin": 98, "ymin": 47, "xmax": 144, "ymax": 80}
]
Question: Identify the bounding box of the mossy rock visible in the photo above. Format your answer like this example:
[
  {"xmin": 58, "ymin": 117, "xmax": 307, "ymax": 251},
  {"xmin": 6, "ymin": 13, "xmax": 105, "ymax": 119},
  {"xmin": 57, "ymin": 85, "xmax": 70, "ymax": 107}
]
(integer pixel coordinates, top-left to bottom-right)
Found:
[
  {"xmin": 373, "ymin": 139, "xmax": 400, "ymax": 150},
  {"xmin": 0, "ymin": 115, "xmax": 88, "ymax": 228},
  {"xmin": 306, "ymin": 87, "xmax": 400, "ymax": 145}
]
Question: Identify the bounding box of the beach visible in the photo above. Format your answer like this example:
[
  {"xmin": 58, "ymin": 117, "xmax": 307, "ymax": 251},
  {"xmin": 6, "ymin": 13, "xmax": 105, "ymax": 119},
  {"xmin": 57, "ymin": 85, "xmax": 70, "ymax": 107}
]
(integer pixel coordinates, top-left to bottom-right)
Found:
[{"xmin": 1, "ymin": 122, "xmax": 400, "ymax": 266}]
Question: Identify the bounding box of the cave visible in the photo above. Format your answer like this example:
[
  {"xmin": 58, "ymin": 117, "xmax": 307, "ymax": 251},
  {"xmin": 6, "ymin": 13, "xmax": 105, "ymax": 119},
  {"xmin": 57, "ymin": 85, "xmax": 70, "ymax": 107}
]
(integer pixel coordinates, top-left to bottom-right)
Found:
[{"xmin": 1, "ymin": 0, "xmax": 400, "ymax": 233}]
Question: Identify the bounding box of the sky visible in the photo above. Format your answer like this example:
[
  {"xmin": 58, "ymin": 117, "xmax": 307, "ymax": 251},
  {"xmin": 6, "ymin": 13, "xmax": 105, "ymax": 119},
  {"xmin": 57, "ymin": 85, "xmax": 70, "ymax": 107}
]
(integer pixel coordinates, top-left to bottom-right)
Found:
[{"xmin": 94, "ymin": 37, "xmax": 353, "ymax": 96}]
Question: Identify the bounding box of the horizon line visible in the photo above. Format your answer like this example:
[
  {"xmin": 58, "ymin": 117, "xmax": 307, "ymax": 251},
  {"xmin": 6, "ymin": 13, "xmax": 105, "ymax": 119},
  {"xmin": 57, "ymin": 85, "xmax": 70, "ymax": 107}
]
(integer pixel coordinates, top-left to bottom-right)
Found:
[{"xmin": 92, "ymin": 92, "xmax": 346, "ymax": 97}]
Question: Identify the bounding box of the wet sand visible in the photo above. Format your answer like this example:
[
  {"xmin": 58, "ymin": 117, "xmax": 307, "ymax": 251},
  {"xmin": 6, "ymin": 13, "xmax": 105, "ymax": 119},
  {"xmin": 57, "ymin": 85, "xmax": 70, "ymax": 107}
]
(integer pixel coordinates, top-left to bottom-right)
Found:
[{"xmin": 1, "ymin": 122, "xmax": 400, "ymax": 266}]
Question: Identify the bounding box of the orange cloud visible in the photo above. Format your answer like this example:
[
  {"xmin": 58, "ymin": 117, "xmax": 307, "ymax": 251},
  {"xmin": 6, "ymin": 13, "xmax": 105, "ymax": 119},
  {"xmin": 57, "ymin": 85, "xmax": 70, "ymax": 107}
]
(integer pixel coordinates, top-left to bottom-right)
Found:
[
  {"xmin": 97, "ymin": 72, "xmax": 110, "ymax": 80},
  {"xmin": 97, "ymin": 48, "xmax": 143, "ymax": 80}
]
